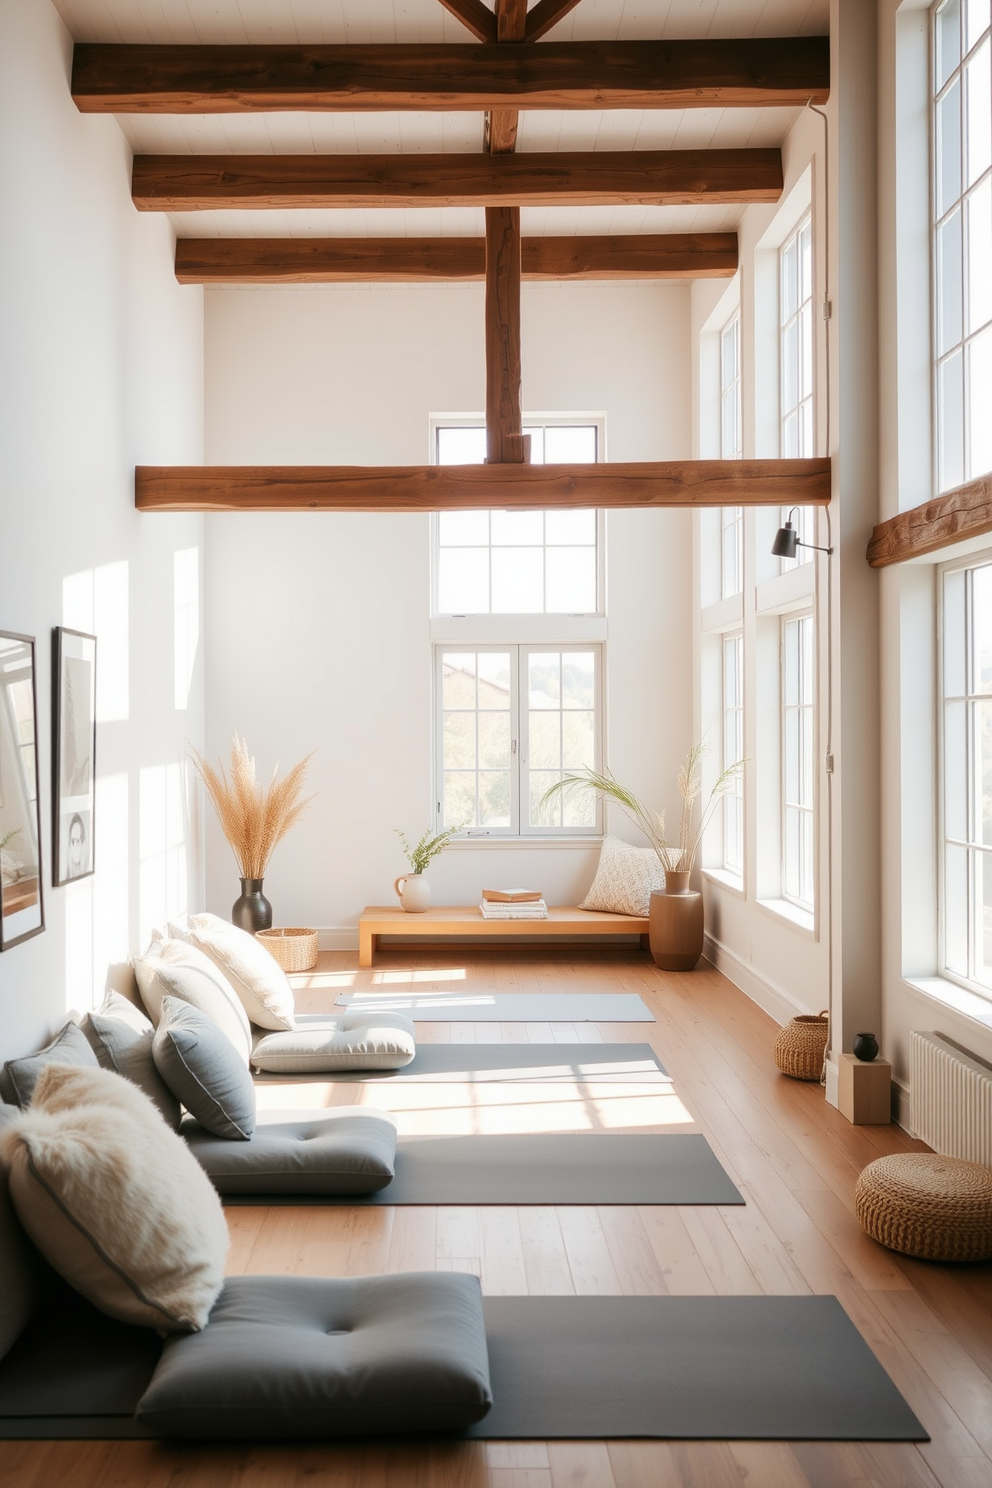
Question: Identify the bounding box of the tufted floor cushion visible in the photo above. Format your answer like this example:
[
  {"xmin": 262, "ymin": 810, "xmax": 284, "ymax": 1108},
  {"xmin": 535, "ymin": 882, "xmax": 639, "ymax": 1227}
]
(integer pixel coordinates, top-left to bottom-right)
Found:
[
  {"xmin": 182, "ymin": 1107, "xmax": 397, "ymax": 1195},
  {"xmin": 135, "ymin": 1271, "xmax": 492, "ymax": 1438},
  {"xmin": 855, "ymin": 1152, "xmax": 992, "ymax": 1262},
  {"xmin": 250, "ymin": 1012, "xmax": 416, "ymax": 1073}
]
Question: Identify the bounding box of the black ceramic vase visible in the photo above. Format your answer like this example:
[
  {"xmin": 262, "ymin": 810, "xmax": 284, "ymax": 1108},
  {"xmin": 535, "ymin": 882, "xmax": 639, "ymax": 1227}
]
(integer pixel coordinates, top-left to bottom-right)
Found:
[
  {"xmin": 232, "ymin": 878, "xmax": 272, "ymax": 933},
  {"xmin": 853, "ymin": 1032, "xmax": 879, "ymax": 1062}
]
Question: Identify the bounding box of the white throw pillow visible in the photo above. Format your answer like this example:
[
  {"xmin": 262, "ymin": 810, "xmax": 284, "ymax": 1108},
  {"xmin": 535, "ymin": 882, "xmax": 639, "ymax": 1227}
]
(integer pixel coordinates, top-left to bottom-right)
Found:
[
  {"xmin": 133, "ymin": 940, "xmax": 252, "ymax": 1064},
  {"xmin": 579, "ymin": 835, "xmax": 666, "ymax": 917},
  {"xmin": 0, "ymin": 1064, "xmax": 228, "ymax": 1333},
  {"xmin": 173, "ymin": 913, "xmax": 296, "ymax": 1032}
]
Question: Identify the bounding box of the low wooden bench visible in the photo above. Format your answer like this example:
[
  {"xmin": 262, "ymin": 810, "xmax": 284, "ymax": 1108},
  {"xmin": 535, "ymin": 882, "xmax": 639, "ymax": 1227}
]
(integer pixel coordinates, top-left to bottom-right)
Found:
[{"xmin": 358, "ymin": 905, "xmax": 650, "ymax": 968}]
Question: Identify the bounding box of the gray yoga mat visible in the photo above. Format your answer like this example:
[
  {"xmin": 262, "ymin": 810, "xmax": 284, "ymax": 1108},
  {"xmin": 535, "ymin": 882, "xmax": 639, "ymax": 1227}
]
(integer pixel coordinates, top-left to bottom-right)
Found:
[
  {"xmin": 334, "ymin": 991, "xmax": 654, "ymax": 1022},
  {"xmin": 221, "ymin": 1133, "xmax": 743, "ymax": 1207},
  {"xmin": 0, "ymin": 1294, "xmax": 926, "ymax": 1441},
  {"xmin": 257, "ymin": 1042, "xmax": 671, "ymax": 1085}
]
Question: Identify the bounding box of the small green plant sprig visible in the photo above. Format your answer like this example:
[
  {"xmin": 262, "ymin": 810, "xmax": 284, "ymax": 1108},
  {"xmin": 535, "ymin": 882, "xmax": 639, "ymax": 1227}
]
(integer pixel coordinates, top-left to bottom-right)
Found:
[{"xmin": 395, "ymin": 824, "xmax": 465, "ymax": 875}]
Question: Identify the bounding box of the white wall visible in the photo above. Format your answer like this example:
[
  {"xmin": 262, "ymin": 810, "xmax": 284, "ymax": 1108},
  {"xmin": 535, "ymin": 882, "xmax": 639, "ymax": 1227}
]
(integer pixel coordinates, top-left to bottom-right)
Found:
[
  {"xmin": 0, "ymin": 0, "xmax": 205, "ymax": 1062},
  {"xmin": 203, "ymin": 281, "xmax": 694, "ymax": 941}
]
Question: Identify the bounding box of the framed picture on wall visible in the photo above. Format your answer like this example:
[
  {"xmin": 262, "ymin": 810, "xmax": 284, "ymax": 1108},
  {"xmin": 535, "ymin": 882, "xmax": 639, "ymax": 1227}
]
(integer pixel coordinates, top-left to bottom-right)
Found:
[
  {"xmin": 0, "ymin": 631, "xmax": 45, "ymax": 950},
  {"xmin": 53, "ymin": 627, "xmax": 96, "ymax": 886}
]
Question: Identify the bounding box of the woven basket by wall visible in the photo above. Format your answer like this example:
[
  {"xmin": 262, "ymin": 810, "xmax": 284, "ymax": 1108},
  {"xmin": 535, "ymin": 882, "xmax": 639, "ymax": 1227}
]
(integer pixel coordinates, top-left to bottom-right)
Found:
[
  {"xmin": 773, "ymin": 1011, "xmax": 829, "ymax": 1080},
  {"xmin": 855, "ymin": 1153, "xmax": 992, "ymax": 1262},
  {"xmin": 255, "ymin": 927, "xmax": 318, "ymax": 973}
]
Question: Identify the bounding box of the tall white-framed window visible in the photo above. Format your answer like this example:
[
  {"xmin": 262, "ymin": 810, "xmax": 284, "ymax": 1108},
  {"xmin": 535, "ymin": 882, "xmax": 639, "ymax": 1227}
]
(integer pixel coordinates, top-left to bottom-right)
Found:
[
  {"xmin": 436, "ymin": 645, "xmax": 601, "ymax": 837},
  {"xmin": 782, "ymin": 612, "xmax": 814, "ymax": 910},
  {"xmin": 780, "ymin": 213, "xmax": 814, "ymax": 567},
  {"xmin": 723, "ymin": 632, "xmax": 744, "ymax": 875},
  {"xmin": 432, "ymin": 416, "xmax": 605, "ymax": 838},
  {"xmin": 720, "ymin": 313, "xmax": 744, "ymax": 599},
  {"xmin": 933, "ymin": 0, "xmax": 992, "ymax": 493},
  {"xmin": 940, "ymin": 554, "xmax": 992, "ymax": 993},
  {"xmin": 433, "ymin": 418, "xmax": 604, "ymax": 616}
]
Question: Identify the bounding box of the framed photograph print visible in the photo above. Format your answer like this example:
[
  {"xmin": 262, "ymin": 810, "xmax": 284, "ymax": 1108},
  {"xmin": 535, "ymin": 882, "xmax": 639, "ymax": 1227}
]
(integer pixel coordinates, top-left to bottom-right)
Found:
[
  {"xmin": 0, "ymin": 632, "xmax": 45, "ymax": 950},
  {"xmin": 53, "ymin": 627, "xmax": 96, "ymax": 886}
]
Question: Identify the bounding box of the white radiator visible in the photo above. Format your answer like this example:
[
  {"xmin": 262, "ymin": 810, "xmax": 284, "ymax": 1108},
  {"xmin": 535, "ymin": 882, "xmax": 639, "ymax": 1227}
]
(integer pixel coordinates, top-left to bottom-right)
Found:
[{"xmin": 910, "ymin": 1031, "xmax": 992, "ymax": 1166}]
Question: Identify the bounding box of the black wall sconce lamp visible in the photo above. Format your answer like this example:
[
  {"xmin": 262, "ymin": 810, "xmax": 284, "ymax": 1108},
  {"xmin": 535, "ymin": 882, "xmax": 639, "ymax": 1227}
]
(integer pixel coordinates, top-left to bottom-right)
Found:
[{"xmin": 771, "ymin": 507, "xmax": 834, "ymax": 558}]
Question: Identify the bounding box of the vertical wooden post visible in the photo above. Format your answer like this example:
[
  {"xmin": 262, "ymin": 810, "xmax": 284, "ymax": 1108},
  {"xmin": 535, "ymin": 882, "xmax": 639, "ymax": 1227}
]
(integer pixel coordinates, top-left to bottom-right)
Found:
[{"xmin": 485, "ymin": 205, "xmax": 527, "ymax": 464}]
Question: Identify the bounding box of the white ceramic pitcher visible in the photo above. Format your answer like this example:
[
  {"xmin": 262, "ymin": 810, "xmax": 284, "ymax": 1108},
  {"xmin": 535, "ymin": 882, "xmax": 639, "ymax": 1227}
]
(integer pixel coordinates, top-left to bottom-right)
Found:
[{"xmin": 394, "ymin": 873, "xmax": 431, "ymax": 913}]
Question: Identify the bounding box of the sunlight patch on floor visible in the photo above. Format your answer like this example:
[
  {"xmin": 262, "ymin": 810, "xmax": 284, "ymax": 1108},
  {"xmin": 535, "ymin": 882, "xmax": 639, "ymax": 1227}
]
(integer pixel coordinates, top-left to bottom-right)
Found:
[
  {"xmin": 372, "ymin": 967, "xmax": 468, "ymax": 984},
  {"xmin": 254, "ymin": 1080, "xmax": 696, "ymax": 1136}
]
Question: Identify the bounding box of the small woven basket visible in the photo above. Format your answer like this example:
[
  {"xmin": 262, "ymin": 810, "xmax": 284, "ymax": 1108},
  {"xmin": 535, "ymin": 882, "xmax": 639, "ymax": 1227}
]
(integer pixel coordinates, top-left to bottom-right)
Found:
[
  {"xmin": 255, "ymin": 927, "xmax": 318, "ymax": 973},
  {"xmin": 774, "ymin": 1010, "xmax": 829, "ymax": 1080},
  {"xmin": 855, "ymin": 1154, "xmax": 992, "ymax": 1262}
]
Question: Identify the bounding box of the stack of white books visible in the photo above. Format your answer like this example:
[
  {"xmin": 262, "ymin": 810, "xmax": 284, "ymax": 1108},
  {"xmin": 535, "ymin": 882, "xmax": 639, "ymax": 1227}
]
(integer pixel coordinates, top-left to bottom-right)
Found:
[{"xmin": 479, "ymin": 889, "xmax": 548, "ymax": 919}]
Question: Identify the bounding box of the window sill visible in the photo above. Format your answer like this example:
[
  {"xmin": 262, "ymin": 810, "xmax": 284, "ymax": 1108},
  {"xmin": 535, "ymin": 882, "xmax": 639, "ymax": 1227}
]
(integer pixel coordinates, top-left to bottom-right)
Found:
[
  {"xmin": 903, "ymin": 976, "xmax": 992, "ymax": 1033},
  {"xmin": 447, "ymin": 836, "xmax": 603, "ymax": 851},
  {"xmin": 756, "ymin": 896, "xmax": 816, "ymax": 937},
  {"xmin": 703, "ymin": 867, "xmax": 745, "ymax": 898}
]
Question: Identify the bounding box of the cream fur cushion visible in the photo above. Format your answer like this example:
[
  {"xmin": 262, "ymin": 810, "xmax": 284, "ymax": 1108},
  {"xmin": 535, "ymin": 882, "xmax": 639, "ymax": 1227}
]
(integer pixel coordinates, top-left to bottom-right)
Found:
[
  {"xmin": 0, "ymin": 1064, "xmax": 228, "ymax": 1332},
  {"xmin": 173, "ymin": 914, "xmax": 296, "ymax": 1032},
  {"xmin": 579, "ymin": 835, "xmax": 666, "ymax": 917},
  {"xmin": 134, "ymin": 939, "xmax": 252, "ymax": 1063}
]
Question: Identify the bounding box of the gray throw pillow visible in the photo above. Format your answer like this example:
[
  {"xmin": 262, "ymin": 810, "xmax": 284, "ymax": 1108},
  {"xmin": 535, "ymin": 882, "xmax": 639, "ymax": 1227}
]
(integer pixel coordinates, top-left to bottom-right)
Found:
[
  {"xmin": 82, "ymin": 992, "xmax": 181, "ymax": 1130},
  {"xmin": 153, "ymin": 997, "xmax": 256, "ymax": 1140},
  {"xmin": 0, "ymin": 1022, "xmax": 99, "ymax": 1107}
]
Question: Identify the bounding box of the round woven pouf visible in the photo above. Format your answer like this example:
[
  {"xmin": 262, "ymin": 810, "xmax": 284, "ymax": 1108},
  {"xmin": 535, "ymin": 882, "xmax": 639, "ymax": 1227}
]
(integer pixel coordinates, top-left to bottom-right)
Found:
[{"xmin": 855, "ymin": 1153, "xmax": 992, "ymax": 1262}]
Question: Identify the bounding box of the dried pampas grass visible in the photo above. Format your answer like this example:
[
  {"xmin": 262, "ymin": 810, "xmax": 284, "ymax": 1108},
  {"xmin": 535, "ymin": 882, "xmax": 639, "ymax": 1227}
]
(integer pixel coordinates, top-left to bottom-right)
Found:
[{"xmin": 189, "ymin": 736, "xmax": 314, "ymax": 880}]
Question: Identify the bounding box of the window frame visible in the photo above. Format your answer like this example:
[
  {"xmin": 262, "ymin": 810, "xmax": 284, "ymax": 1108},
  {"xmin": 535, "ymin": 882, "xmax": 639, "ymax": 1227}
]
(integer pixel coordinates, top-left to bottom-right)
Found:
[
  {"xmin": 781, "ymin": 610, "xmax": 816, "ymax": 912},
  {"xmin": 722, "ymin": 630, "xmax": 745, "ymax": 878},
  {"xmin": 931, "ymin": 0, "xmax": 992, "ymax": 493},
  {"xmin": 779, "ymin": 212, "xmax": 815, "ymax": 571},
  {"xmin": 433, "ymin": 642, "xmax": 604, "ymax": 840},
  {"xmin": 938, "ymin": 547, "xmax": 992, "ymax": 1002},
  {"xmin": 430, "ymin": 415, "xmax": 606, "ymax": 620}
]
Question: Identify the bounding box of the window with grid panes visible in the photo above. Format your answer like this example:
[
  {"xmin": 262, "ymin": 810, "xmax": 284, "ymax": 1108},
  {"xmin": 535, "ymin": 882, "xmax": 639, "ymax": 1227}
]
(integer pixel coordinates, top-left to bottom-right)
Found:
[
  {"xmin": 433, "ymin": 419, "xmax": 604, "ymax": 837},
  {"xmin": 782, "ymin": 613, "xmax": 815, "ymax": 910},
  {"xmin": 933, "ymin": 0, "xmax": 992, "ymax": 492},
  {"xmin": 720, "ymin": 313, "xmax": 744, "ymax": 599},
  {"xmin": 436, "ymin": 647, "xmax": 601, "ymax": 836},
  {"xmin": 723, "ymin": 632, "xmax": 744, "ymax": 875},
  {"xmin": 780, "ymin": 215, "xmax": 815, "ymax": 567},
  {"xmin": 940, "ymin": 556, "xmax": 992, "ymax": 996}
]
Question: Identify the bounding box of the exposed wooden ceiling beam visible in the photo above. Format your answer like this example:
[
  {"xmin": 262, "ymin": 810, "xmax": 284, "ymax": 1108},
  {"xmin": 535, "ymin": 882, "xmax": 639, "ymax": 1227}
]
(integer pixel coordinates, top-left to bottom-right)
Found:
[
  {"xmin": 486, "ymin": 206, "xmax": 526, "ymax": 463},
  {"xmin": 173, "ymin": 232, "xmax": 739, "ymax": 284},
  {"xmin": 496, "ymin": 0, "xmax": 529, "ymax": 43},
  {"xmin": 866, "ymin": 473, "xmax": 992, "ymax": 567},
  {"xmin": 525, "ymin": 0, "xmax": 584, "ymax": 43},
  {"xmin": 437, "ymin": 0, "xmax": 498, "ymax": 44},
  {"xmin": 485, "ymin": 0, "xmax": 528, "ymax": 156},
  {"xmin": 132, "ymin": 150, "xmax": 782, "ymax": 211},
  {"xmin": 135, "ymin": 460, "xmax": 831, "ymax": 513},
  {"xmin": 72, "ymin": 39, "xmax": 830, "ymax": 113}
]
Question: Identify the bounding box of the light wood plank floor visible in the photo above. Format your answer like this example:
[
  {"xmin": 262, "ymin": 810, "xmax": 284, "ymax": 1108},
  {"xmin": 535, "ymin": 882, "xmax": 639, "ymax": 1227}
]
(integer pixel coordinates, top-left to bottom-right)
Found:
[{"xmin": 5, "ymin": 947, "xmax": 991, "ymax": 1488}]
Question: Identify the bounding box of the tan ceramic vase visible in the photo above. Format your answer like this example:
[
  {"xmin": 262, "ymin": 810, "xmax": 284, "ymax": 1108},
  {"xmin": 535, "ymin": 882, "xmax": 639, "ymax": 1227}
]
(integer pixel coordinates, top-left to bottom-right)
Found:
[{"xmin": 648, "ymin": 871, "xmax": 704, "ymax": 971}]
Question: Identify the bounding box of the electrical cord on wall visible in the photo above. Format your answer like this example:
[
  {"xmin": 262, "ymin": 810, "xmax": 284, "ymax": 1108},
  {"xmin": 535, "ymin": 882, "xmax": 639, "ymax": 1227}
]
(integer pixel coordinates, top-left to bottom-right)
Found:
[{"xmin": 807, "ymin": 98, "xmax": 835, "ymax": 1085}]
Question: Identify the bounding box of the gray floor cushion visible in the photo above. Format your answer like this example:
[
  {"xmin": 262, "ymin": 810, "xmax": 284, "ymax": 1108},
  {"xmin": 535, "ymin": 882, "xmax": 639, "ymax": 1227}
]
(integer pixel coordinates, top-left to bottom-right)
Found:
[
  {"xmin": 251, "ymin": 1012, "xmax": 416, "ymax": 1073},
  {"xmin": 135, "ymin": 1271, "xmax": 492, "ymax": 1438},
  {"xmin": 181, "ymin": 1108, "xmax": 397, "ymax": 1194}
]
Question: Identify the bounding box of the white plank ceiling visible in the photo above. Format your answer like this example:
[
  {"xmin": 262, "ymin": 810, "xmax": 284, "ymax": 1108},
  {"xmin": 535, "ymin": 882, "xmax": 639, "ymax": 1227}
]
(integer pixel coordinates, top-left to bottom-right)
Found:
[{"xmin": 52, "ymin": 0, "xmax": 829, "ymax": 245}]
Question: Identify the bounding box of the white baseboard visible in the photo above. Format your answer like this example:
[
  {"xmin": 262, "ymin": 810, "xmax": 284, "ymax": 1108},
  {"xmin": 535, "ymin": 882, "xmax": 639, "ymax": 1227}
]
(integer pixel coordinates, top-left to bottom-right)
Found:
[
  {"xmin": 702, "ymin": 930, "xmax": 812, "ymax": 1027},
  {"xmin": 318, "ymin": 926, "xmax": 359, "ymax": 951}
]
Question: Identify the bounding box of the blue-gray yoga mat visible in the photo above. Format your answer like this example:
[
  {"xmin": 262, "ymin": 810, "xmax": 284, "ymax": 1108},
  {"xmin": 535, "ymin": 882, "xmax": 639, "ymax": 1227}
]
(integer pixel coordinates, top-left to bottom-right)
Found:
[
  {"xmin": 258, "ymin": 1041, "xmax": 670, "ymax": 1084},
  {"xmin": 468, "ymin": 1295, "xmax": 929, "ymax": 1440},
  {"xmin": 220, "ymin": 1133, "xmax": 743, "ymax": 1207},
  {"xmin": 333, "ymin": 991, "xmax": 654, "ymax": 1021},
  {"xmin": 0, "ymin": 1293, "xmax": 926, "ymax": 1441}
]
